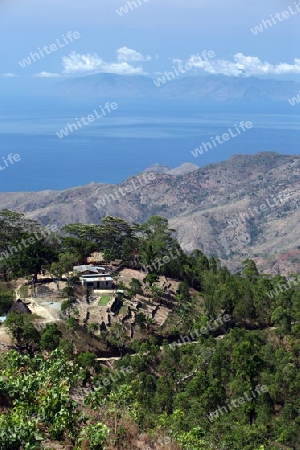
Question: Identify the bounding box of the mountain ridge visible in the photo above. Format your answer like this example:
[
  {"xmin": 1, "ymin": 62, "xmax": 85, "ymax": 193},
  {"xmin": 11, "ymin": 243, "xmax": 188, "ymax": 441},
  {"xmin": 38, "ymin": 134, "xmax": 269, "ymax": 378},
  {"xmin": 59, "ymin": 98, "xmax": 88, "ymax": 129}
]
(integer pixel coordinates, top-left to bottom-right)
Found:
[
  {"xmin": 49, "ymin": 74, "xmax": 300, "ymax": 102},
  {"xmin": 1, "ymin": 152, "xmax": 299, "ymax": 274}
]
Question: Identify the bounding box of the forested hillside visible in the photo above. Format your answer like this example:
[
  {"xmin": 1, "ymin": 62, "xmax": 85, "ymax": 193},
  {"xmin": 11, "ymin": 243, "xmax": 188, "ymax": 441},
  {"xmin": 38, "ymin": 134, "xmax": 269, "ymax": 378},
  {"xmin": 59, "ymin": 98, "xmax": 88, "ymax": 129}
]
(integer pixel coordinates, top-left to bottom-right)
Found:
[{"xmin": 0, "ymin": 211, "xmax": 299, "ymax": 450}]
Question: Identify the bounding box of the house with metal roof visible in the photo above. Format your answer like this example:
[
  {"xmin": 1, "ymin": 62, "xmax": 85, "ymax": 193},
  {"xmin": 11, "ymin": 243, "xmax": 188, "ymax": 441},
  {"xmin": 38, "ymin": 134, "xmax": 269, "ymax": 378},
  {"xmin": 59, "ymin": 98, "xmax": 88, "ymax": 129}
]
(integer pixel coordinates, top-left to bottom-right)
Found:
[
  {"xmin": 73, "ymin": 265, "xmax": 113, "ymax": 289},
  {"xmin": 80, "ymin": 275, "xmax": 113, "ymax": 290},
  {"xmin": 73, "ymin": 265, "xmax": 106, "ymax": 275}
]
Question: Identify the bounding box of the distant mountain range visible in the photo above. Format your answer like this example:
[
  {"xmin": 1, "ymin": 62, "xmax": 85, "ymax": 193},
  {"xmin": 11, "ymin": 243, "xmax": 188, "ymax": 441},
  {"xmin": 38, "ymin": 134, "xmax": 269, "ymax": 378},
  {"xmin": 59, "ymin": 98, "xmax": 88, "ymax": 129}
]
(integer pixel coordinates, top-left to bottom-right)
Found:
[
  {"xmin": 1, "ymin": 153, "xmax": 300, "ymax": 275},
  {"xmin": 50, "ymin": 73, "xmax": 300, "ymax": 102}
]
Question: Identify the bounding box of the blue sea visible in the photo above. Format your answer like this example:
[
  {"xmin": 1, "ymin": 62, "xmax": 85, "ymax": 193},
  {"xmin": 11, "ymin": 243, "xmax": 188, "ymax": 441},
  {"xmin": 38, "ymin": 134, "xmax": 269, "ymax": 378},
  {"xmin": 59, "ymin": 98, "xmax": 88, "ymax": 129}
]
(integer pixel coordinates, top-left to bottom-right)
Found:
[{"xmin": 0, "ymin": 97, "xmax": 299, "ymax": 192}]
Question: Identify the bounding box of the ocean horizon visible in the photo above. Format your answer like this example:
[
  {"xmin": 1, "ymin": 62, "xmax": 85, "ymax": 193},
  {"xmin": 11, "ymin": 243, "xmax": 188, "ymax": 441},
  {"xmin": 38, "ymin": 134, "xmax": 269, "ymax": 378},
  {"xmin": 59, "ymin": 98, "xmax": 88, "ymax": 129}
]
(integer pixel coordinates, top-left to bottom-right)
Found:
[{"xmin": 0, "ymin": 98, "xmax": 299, "ymax": 192}]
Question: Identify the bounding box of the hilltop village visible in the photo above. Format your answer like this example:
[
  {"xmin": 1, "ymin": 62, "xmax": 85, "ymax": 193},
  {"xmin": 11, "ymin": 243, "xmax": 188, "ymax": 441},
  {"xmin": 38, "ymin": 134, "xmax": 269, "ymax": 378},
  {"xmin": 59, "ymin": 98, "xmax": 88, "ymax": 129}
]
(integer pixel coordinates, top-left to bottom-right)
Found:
[{"xmin": 0, "ymin": 212, "xmax": 299, "ymax": 449}]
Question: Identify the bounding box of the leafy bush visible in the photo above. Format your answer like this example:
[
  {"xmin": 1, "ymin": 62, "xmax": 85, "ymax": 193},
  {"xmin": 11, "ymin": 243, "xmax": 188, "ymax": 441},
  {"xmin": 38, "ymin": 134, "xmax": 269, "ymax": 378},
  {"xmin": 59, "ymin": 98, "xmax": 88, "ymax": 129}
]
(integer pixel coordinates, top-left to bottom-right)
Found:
[
  {"xmin": 0, "ymin": 290, "xmax": 14, "ymax": 315},
  {"xmin": 40, "ymin": 323, "xmax": 62, "ymax": 351},
  {"xmin": 77, "ymin": 423, "xmax": 109, "ymax": 449}
]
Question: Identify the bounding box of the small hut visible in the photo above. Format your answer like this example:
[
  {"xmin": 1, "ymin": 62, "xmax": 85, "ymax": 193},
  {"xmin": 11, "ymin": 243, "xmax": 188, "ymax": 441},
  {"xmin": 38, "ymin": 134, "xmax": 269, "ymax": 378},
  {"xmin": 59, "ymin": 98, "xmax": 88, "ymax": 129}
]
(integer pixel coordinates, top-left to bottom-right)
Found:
[
  {"xmin": 8, "ymin": 299, "xmax": 32, "ymax": 315},
  {"xmin": 86, "ymin": 252, "xmax": 106, "ymax": 265}
]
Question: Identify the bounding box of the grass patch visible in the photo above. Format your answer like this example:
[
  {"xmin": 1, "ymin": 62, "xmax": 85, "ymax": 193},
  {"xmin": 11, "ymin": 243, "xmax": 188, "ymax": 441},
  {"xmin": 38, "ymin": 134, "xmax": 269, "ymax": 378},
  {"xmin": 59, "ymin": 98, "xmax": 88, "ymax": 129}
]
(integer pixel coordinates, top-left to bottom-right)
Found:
[
  {"xmin": 98, "ymin": 294, "xmax": 111, "ymax": 306},
  {"xmin": 119, "ymin": 305, "xmax": 128, "ymax": 316}
]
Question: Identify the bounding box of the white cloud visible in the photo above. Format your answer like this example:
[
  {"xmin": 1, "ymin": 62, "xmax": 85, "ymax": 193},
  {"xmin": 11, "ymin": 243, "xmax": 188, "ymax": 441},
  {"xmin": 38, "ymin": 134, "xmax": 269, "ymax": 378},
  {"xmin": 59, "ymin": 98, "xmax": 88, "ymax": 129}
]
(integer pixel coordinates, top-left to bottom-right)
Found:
[
  {"xmin": 2, "ymin": 72, "xmax": 19, "ymax": 77},
  {"xmin": 116, "ymin": 47, "xmax": 151, "ymax": 63},
  {"xmin": 34, "ymin": 71, "xmax": 62, "ymax": 77},
  {"xmin": 183, "ymin": 53, "xmax": 300, "ymax": 77},
  {"xmin": 62, "ymin": 50, "xmax": 147, "ymax": 75}
]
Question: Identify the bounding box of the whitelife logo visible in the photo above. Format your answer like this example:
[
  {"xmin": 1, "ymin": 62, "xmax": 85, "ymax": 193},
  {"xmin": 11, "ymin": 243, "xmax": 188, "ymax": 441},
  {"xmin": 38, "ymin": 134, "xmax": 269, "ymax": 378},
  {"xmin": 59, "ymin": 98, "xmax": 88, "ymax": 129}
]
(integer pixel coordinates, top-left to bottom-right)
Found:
[
  {"xmin": 191, "ymin": 121, "xmax": 253, "ymax": 157},
  {"xmin": 207, "ymin": 385, "xmax": 269, "ymax": 423},
  {"xmin": 94, "ymin": 172, "xmax": 156, "ymax": 209},
  {"xmin": 139, "ymin": 246, "xmax": 189, "ymax": 275},
  {"xmin": 0, "ymin": 153, "xmax": 21, "ymax": 172},
  {"xmin": 227, "ymin": 189, "xmax": 297, "ymax": 228},
  {"xmin": 266, "ymin": 275, "xmax": 300, "ymax": 299},
  {"xmin": 153, "ymin": 50, "xmax": 215, "ymax": 87},
  {"xmin": 250, "ymin": 2, "xmax": 300, "ymax": 35},
  {"xmin": 169, "ymin": 314, "xmax": 231, "ymax": 350},
  {"xmin": 18, "ymin": 31, "xmax": 81, "ymax": 68},
  {"xmin": 0, "ymin": 225, "xmax": 58, "ymax": 262},
  {"xmin": 116, "ymin": 0, "xmax": 150, "ymax": 16},
  {"xmin": 288, "ymin": 90, "xmax": 300, "ymax": 106},
  {"xmin": 56, "ymin": 102, "xmax": 118, "ymax": 139}
]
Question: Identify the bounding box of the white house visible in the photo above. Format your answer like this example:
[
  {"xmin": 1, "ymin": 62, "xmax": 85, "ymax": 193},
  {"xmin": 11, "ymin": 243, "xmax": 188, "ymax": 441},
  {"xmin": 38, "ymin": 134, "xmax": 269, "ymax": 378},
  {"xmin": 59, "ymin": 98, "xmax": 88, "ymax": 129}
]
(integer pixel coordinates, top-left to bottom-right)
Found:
[
  {"xmin": 73, "ymin": 265, "xmax": 113, "ymax": 290},
  {"xmin": 80, "ymin": 275, "xmax": 113, "ymax": 290}
]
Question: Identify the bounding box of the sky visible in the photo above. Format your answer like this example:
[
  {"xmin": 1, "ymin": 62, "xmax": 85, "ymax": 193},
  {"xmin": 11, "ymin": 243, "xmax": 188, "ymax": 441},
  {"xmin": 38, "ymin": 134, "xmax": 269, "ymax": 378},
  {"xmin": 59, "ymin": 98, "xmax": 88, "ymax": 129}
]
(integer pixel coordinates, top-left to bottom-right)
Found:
[{"xmin": 0, "ymin": 0, "xmax": 299, "ymax": 91}]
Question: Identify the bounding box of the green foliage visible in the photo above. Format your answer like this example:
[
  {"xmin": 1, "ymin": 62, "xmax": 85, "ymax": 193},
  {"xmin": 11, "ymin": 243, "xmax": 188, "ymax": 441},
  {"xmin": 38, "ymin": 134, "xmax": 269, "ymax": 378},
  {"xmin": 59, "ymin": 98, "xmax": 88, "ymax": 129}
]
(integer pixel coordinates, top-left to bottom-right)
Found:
[
  {"xmin": 105, "ymin": 322, "xmax": 129, "ymax": 354},
  {"xmin": 65, "ymin": 316, "xmax": 78, "ymax": 331},
  {"xmin": 0, "ymin": 210, "xmax": 59, "ymax": 281},
  {"xmin": 0, "ymin": 289, "xmax": 14, "ymax": 315},
  {"xmin": 40, "ymin": 323, "xmax": 62, "ymax": 351},
  {"xmin": 135, "ymin": 312, "xmax": 147, "ymax": 328},
  {"xmin": 61, "ymin": 298, "xmax": 76, "ymax": 313},
  {"xmin": 128, "ymin": 277, "xmax": 143, "ymax": 298},
  {"xmin": 5, "ymin": 313, "xmax": 40, "ymax": 354},
  {"xmin": 137, "ymin": 216, "xmax": 184, "ymax": 278},
  {"xmin": 77, "ymin": 422, "xmax": 109, "ymax": 449},
  {"xmin": 58, "ymin": 338, "xmax": 74, "ymax": 357},
  {"xmin": 150, "ymin": 283, "xmax": 164, "ymax": 302},
  {"xmin": 0, "ymin": 409, "xmax": 43, "ymax": 450},
  {"xmin": 0, "ymin": 213, "xmax": 299, "ymax": 449},
  {"xmin": 176, "ymin": 282, "xmax": 191, "ymax": 303},
  {"xmin": 0, "ymin": 349, "xmax": 82, "ymax": 445},
  {"xmin": 77, "ymin": 351, "xmax": 97, "ymax": 369},
  {"xmin": 50, "ymin": 252, "xmax": 77, "ymax": 284},
  {"xmin": 174, "ymin": 426, "xmax": 208, "ymax": 450},
  {"xmin": 143, "ymin": 273, "xmax": 159, "ymax": 285}
]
